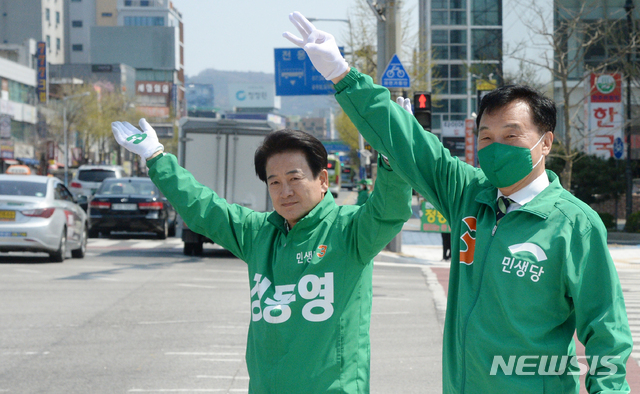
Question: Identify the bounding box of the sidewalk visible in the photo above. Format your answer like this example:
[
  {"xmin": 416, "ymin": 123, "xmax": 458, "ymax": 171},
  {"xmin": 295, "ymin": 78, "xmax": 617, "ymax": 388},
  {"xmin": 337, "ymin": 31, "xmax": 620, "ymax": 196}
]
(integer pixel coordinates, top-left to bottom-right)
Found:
[{"xmin": 381, "ymin": 211, "xmax": 640, "ymax": 392}]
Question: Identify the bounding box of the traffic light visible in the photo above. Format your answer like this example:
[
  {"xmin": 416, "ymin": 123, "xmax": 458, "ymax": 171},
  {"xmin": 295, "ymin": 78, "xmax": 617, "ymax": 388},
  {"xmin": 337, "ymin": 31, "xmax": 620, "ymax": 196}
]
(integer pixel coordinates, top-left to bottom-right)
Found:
[{"xmin": 413, "ymin": 92, "xmax": 431, "ymax": 131}]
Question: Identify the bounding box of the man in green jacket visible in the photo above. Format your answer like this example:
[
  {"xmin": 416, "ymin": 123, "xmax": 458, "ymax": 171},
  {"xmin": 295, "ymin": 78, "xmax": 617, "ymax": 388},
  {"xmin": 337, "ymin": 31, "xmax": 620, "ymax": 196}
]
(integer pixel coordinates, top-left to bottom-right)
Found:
[
  {"xmin": 355, "ymin": 179, "xmax": 371, "ymax": 206},
  {"xmin": 283, "ymin": 11, "xmax": 633, "ymax": 394},
  {"xmin": 111, "ymin": 121, "xmax": 412, "ymax": 393}
]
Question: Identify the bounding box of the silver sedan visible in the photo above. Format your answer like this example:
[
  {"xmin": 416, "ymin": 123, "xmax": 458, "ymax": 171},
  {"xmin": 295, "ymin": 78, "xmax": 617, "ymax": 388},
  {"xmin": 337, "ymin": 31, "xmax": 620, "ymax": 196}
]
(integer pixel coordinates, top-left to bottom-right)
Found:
[{"xmin": 0, "ymin": 174, "xmax": 88, "ymax": 262}]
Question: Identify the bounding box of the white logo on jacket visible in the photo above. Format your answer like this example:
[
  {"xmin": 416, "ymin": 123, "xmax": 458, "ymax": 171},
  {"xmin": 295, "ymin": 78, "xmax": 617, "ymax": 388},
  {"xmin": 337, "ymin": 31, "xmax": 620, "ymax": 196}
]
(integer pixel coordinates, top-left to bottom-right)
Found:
[
  {"xmin": 501, "ymin": 243, "xmax": 547, "ymax": 282},
  {"xmin": 508, "ymin": 243, "xmax": 548, "ymax": 262}
]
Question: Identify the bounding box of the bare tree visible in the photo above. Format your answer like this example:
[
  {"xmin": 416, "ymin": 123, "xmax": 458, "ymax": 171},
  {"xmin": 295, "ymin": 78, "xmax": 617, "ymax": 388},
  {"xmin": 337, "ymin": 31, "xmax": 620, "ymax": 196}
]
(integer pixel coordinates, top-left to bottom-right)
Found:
[
  {"xmin": 43, "ymin": 84, "xmax": 145, "ymax": 165},
  {"xmin": 336, "ymin": 0, "xmax": 438, "ymax": 150},
  {"xmin": 506, "ymin": 0, "xmax": 639, "ymax": 190}
]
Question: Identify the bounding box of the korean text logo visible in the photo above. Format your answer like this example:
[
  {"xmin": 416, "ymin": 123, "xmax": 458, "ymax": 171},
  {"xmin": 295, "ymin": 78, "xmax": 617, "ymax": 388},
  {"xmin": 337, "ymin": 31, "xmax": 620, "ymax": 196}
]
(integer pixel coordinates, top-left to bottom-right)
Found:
[
  {"xmin": 250, "ymin": 272, "xmax": 334, "ymax": 324},
  {"xmin": 501, "ymin": 243, "xmax": 546, "ymax": 282}
]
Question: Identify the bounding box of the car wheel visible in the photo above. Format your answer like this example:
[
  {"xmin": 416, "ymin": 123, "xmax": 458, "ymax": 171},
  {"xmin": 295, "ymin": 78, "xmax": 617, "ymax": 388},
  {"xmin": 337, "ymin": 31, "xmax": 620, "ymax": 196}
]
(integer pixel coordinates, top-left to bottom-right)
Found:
[
  {"xmin": 71, "ymin": 225, "xmax": 88, "ymax": 258},
  {"xmin": 168, "ymin": 220, "xmax": 176, "ymax": 237},
  {"xmin": 88, "ymin": 228, "xmax": 100, "ymax": 238},
  {"xmin": 157, "ymin": 219, "xmax": 168, "ymax": 240},
  {"xmin": 49, "ymin": 228, "xmax": 67, "ymax": 263},
  {"xmin": 183, "ymin": 242, "xmax": 194, "ymax": 256}
]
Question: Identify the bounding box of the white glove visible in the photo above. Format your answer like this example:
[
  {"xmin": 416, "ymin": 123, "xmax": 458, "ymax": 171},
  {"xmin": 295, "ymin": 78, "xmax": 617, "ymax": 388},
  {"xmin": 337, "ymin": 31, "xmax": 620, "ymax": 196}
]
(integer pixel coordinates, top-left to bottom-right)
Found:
[
  {"xmin": 112, "ymin": 118, "xmax": 164, "ymax": 160},
  {"xmin": 396, "ymin": 96, "xmax": 413, "ymax": 114},
  {"xmin": 283, "ymin": 11, "xmax": 349, "ymax": 81}
]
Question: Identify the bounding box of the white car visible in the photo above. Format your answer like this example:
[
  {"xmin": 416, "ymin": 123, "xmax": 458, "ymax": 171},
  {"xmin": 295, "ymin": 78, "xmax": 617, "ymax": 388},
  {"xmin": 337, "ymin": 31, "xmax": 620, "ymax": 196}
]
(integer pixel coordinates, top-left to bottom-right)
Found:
[
  {"xmin": 68, "ymin": 164, "xmax": 126, "ymax": 197},
  {"xmin": 0, "ymin": 175, "xmax": 88, "ymax": 262}
]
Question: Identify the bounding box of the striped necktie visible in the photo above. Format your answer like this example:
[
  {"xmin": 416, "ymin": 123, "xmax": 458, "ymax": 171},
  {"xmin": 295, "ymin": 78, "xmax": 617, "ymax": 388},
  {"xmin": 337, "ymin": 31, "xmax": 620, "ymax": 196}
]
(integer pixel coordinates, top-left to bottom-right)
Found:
[{"xmin": 496, "ymin": 196, "xmax": 514, "ymax": 223}]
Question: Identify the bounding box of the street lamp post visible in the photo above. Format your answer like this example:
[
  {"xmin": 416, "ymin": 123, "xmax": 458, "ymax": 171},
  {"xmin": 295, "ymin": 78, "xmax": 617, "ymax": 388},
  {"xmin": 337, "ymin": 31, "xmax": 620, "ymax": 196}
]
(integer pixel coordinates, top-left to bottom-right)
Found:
[
  {"xmin": 624, "ymin": 0, "xmax": 634, "ymax": 220},
  {"xmin": 62, "ymin": 92, "xmax": 90, "ymax": 186}
]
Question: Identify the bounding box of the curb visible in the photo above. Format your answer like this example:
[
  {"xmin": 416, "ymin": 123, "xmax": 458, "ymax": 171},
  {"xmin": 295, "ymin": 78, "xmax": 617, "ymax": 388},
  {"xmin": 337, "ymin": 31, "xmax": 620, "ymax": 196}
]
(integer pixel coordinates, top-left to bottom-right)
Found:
[
  {"xmin": 375, "ymin": 250, "xmax": 432, "ymax": 265},
  {"xmin": 607, "ymin": 232, "xmax": 640, "ymax": 245}
]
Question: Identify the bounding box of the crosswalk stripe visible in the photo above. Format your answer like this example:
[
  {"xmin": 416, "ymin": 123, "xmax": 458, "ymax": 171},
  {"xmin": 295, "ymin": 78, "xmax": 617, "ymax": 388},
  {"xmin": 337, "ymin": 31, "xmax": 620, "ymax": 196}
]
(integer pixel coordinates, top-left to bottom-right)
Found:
[
  {"xmin": 87, "ymin": 238, "xmax": 183, "ymax": 249},
  {"xmin": 88, "ymin": 239, "xmax": 120, "ymax": 247},
  {"xmin": 618, "ymin": 270, "xmax": 640, "ymax": 365}
]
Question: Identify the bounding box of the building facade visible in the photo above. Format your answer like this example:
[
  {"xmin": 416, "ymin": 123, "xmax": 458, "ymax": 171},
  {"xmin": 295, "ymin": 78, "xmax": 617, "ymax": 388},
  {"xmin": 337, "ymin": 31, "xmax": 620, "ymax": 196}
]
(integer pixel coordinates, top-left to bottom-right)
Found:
[
  {"xmin": 65, "ymin": 0, "xmax": 96, "ymax": 64},
  {"xmin": 419, "ymin": 0, "xmax": 502, "ymax": 133},
  {"xmin": 0, "ymin": 54, "xmax": 38, "ymax": 166},
  {"xmin": 286, "ymin": 116, "xmax": 329, "ymax": 140},
  {"xmin": 553, "ymin": 0, "xmax": 639, "ymax": 159},
  {"xmin": 0, "ymin": 0, "xmax": 65, "ymax": 64},
  {"xmin": 66, "ymin": 0, "xmax": 185, "ymax": 118},
  {"xmin": 48, "ymin": 63, "xmax": 136, "ymax": 97}
]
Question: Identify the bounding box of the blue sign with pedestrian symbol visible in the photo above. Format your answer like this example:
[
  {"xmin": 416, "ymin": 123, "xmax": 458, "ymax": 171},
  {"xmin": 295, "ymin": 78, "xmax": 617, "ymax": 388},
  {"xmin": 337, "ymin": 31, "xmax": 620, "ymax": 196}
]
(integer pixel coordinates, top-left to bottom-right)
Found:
[
  {"xmin": 274, "ymin": 47, "xmax": 344, "ymax": 96},
  {"xmin": 381, "ymin": 54, "xmax": 410, "ymax": 88}
]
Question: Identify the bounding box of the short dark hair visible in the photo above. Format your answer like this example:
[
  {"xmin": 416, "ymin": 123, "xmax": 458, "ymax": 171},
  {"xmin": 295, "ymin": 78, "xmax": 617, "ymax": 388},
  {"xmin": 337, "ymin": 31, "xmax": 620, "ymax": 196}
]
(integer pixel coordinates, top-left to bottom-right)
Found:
[
  {"xmin": 254, "ymin": 129, "xmax": 328, "ymax": 182},
  {"xmin": 476, "ymin": 85, "xmax": 557, "ymax": 136}
]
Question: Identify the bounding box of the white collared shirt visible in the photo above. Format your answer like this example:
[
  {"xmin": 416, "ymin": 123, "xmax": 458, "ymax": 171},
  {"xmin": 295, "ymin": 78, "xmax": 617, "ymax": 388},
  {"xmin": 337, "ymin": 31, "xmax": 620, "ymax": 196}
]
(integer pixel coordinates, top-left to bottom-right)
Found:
[{"xmin": 497, "ymin": 172, "xmax": 550, "ymax": 213}]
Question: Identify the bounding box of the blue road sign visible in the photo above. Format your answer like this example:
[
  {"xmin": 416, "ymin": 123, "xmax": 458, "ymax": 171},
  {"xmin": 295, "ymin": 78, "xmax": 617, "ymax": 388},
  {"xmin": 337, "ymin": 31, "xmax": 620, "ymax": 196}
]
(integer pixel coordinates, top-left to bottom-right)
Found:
[
  {"xmin": 381, "ymin": 54, "xmax": 410, "ymax": 88},
  {"xmin": 613, "ymin": 136, "xmax": 624, "ymax": 159},
  {"xmin": 322, "ymin": 141, "xmax": 351, "ymax": 153},
  {"xmin": 274, "ymin": 47, "xmax": 344, "ymax": 96}
]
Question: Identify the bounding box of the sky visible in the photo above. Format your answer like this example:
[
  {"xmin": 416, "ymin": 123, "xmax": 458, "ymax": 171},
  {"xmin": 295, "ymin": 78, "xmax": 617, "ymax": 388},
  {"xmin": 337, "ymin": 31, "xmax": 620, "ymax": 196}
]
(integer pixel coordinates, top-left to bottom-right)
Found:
[
  {"xmin": 171, "ymin": 0, "xmax": 418, "ymax": 77},
  {"xmin": 171, "ymin": 0, "xmax": 551, "ymax": 85}
]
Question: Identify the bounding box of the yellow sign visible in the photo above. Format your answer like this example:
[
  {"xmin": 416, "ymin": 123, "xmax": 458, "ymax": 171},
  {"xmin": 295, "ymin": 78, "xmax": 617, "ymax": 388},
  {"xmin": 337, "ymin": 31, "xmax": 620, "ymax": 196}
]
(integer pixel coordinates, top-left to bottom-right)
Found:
[
  {"xmin": 476, "ymin": 79, "xmax": 497, "ymax": 91},
  {"xmin": 420, "ymin": 201, "xmax": 450, "ymax": 233}
]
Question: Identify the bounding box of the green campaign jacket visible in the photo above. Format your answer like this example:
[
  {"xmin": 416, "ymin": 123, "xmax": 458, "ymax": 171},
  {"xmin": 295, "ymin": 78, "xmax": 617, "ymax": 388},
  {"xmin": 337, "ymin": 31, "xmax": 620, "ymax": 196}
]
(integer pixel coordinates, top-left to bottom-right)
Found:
[
  {"xmin": 147, "ymin": 153, "xmax": 412, "ymax": 393},
  {"xmin": 334, "ymin": 69, "xmax": 633, "ymax": 394}
]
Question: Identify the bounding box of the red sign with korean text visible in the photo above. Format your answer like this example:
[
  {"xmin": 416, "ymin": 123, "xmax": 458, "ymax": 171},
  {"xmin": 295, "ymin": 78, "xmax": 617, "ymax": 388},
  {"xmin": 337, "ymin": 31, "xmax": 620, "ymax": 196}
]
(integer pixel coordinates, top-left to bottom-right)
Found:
[{"xmin": 464, "ymin": 118, "xmax": 475, "ymax": 165}]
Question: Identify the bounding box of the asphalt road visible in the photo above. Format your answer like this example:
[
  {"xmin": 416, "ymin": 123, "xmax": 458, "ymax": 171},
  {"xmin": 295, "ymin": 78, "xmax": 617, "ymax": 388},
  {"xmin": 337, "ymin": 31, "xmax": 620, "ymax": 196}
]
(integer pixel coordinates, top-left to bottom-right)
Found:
[{"xmin": 0, "ymin": 236, "xmax": 442, "ymax": 393}]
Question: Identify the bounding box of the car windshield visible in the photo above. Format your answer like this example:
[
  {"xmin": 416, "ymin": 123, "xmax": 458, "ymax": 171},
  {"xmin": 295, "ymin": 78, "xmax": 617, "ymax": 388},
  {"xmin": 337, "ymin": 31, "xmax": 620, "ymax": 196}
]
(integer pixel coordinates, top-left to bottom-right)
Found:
[
  {"xmin": 78, "ymin": 169, "xmax": 117, "ymax": 182},
  {"xmin": 0, "ymin": 181, "xmax": 47, "ymax": 197},
  {"xmin": 98, "ymin": 180, "xmax": 159, "ymax": 196}
]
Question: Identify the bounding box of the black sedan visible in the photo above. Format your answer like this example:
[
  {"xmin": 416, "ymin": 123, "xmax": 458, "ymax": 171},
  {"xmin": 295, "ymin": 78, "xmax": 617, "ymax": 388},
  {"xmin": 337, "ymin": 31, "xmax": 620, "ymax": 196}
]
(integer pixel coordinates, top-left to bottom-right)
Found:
[{"xmin": 88, "ymin": 177, "xmax": 177, "ymax": 239}]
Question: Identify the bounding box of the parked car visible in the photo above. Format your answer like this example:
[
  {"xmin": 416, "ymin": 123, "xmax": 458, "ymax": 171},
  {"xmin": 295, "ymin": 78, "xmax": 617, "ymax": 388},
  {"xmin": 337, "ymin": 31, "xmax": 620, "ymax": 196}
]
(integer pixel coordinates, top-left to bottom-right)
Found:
[
  {"xmin": 0, "ymin": 174, "xmax": 88, "ymax": 262},
  {"xmin": 68, "ymin": 164, "xmax": 126, "ymax": 197},
  {"xmin": 88, "ymin": 177, "xmax": 177, "ymax": 239}
]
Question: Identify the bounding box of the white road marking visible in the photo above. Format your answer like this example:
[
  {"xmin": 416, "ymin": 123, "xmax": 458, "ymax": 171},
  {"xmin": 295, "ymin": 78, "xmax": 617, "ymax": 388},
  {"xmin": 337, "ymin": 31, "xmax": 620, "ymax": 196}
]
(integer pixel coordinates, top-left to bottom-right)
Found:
[
  {"xmin": 165, "ymin": 352, "xmax": 242, "ymax": 356},
  {"xmin": 88, "ymin": 239, "xmax": 120, "ymax": 247},
  {"xmin": 14, "ymin": 268, "xmax": 41, "ymax": 274},
  {"xmin": 200, "ymin": 358, "xmax": 242, "ymax": 362},
  {"xmin": 175, "ymin": 284, "xmax": 217, "ymax": 289},
  {"xmin": 371, "ymin": 311, "xmax": 411, "ymax": 315},
  {"xmin": 137, "ymin": 321, "xmax": 247, "ymax": 329},
  {"xmin": 372, "ymin": 297, "xmax": 411, "ymax": 302},
  {"xmin": 129, "ymin": 241, "xmax": 162, "ymax": 249},
  {"xmin": 205, "ymin": 269, "xmax": 246, "ymax": 274},
  {"xmin": 129, "ymin": 390, "xmax": 229, "ymax": 392}
]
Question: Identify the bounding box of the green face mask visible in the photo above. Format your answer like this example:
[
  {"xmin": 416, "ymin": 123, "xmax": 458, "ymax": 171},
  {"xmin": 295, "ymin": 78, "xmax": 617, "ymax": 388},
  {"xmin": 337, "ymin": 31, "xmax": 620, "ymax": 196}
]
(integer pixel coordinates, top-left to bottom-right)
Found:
[{"xmin": 477, "ymin": 134, "xmax": 545, "ymax": 188}]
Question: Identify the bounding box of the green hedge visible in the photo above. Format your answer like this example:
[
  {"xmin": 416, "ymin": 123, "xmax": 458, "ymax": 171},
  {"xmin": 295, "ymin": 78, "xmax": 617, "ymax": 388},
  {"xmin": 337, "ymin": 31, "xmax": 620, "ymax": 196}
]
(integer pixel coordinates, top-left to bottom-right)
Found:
[
  {"xmin": 597, "ymin": 212, "xmax": 616, "ymax": 230},
  {"xmin": 624, "ymin": 211, "xmax": 640, "ymax": 233}
]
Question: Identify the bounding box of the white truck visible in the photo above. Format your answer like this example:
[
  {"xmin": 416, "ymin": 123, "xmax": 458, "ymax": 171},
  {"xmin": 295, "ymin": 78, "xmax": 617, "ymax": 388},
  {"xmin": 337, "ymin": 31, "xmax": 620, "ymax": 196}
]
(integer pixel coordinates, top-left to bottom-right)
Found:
[{"xmin": 177, "ymin": 117, "xmax": 276, "ymax": 255}]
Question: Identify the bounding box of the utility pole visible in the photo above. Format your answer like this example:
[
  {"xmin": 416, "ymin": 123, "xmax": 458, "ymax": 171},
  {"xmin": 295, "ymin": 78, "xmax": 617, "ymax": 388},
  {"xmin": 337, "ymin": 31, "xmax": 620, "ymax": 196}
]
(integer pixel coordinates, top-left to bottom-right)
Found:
[
  {"xmin": 375, "ymin": 0, "xmax": 403, "ymax": 97},
  {"xmin": 369, "ymin": 0, "xmax": 404, "ymax": 253},
  {"xmin": 624, "ymin": 0, "xmax": 634, "ymax": 221}
]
